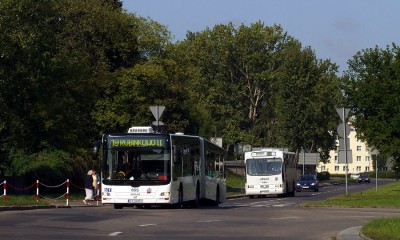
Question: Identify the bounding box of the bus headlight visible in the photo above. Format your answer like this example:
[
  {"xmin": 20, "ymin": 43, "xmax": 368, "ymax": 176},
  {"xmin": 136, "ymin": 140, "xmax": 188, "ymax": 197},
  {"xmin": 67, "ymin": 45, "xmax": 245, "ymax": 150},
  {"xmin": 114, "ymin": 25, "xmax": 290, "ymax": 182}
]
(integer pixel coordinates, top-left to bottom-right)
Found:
[
  {"xmin": 248, "ymin": 185, "xmax": 254, "ymax": 188},
  {"xmin": 160, "ymin": 192, "xmax": 170, "ymax": 197}
]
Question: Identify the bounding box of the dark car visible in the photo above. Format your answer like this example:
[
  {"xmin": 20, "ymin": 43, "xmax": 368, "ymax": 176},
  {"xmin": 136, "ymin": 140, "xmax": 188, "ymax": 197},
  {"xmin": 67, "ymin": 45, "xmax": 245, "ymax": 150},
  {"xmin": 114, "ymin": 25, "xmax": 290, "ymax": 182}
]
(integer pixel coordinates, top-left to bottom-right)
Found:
[
  {"xmin": 358, "ymin": 172, "xmax": 371, "ymax": 183},
  {"xmin": 296, "ymin": 174, "xmax": 319, "ymax": 192}
]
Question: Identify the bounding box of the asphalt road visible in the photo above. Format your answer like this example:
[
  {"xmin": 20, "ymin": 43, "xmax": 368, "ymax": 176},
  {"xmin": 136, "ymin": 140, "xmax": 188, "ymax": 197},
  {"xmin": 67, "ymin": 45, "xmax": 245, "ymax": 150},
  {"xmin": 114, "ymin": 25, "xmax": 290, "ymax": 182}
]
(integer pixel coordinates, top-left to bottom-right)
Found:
[{"xmin": 0, "ymin": 179, "xmax": 398, "ymax": 240}]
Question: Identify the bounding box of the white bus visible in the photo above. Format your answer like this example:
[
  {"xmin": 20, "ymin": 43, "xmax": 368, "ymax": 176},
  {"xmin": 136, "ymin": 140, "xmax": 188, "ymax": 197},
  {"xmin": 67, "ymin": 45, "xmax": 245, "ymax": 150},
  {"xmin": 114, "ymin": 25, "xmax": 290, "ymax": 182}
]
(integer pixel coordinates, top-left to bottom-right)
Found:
[
  {"xmin": 92, "ymin": 126, "xmax": 226, "ymax": 209},
  {"xmin": 244, "ymin": 148, "xmax": 297, "ymax": 198}
]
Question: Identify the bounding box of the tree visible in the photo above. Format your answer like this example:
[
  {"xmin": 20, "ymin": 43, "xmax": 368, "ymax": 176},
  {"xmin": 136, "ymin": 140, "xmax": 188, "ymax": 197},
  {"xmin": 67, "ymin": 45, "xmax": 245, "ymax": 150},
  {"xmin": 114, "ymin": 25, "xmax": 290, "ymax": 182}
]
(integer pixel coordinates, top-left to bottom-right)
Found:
[
  {"xmin": 273, "ymin": 41, "xmax": 340, "ymax": 159},
  {"xmin": 175, "ymin": 22, "xmax": 293, "ymax": 151},
  {"xmin": 174, "ymin": 22, "xmax": 340, "ymax": 159},
  {"xmin": 342, "ymin": 44, "xmax": 400, "ymax": 172},
  {"xmin": 0, "ymin": 0, "xmax": 168, "ymax": 178}
]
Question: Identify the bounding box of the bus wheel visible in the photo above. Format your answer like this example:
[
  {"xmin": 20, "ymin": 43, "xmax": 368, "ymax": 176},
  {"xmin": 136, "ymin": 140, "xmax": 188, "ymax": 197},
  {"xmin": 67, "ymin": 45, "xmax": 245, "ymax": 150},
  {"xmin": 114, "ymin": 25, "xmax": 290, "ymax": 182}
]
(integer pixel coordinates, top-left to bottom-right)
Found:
[
  {"xmin": 177, "ymin": 184, "xmax": 183, "ymax": 208},
  {"xmin": 249, "ymin": 195, "xmax": 254, "ymax": 199},
  {"xmin": 291, "ymin": 181, "xmax": 296, "ymax": 196},
  {"xmin": 114, "ymin": 204, "xmax": 123, "ymax": 209},
  {"xmin": 214, "ymin": 186, "xmax": 220, "ymax": 206},
  {"xmin": 194, "ymin": 183, "xmax": 200, "ymax": 208},
  {"xmin": 285, "ymin": 183, "xmax": 290, "ymax": 197}
]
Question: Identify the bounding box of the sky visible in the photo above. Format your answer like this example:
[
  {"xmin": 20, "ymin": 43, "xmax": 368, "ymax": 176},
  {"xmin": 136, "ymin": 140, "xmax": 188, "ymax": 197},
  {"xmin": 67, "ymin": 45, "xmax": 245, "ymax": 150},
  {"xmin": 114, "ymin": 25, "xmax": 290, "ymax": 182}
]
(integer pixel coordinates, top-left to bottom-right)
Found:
[{"xmin": 122, "ymin": 0, "xmax": 400, "ymax": 73}]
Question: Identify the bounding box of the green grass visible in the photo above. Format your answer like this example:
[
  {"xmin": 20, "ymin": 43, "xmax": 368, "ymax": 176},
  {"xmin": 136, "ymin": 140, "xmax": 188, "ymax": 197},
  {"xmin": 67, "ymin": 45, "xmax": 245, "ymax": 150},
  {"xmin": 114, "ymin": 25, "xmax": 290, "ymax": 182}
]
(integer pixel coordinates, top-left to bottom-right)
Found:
[
  {"xmin": 226, "ymin": 170, "xmax": 245, "ymax": 189},
  {"xmin": 301, "ymin": 181, "xmax": 400, "ymax": 208},
  {"xmin": 0, "ymin": 193, "xmax": 84, "ymax": 206},
  {"xmin": 362, "ymin": 218, "xmax": 400, "ymax": 240},
  {"xmin": 302, "ymin": 181, "xmax": 400, "ymax": 239},
  {"xmin": 226, "ymin": 170, "xmax": 245, "ymax": 196}
]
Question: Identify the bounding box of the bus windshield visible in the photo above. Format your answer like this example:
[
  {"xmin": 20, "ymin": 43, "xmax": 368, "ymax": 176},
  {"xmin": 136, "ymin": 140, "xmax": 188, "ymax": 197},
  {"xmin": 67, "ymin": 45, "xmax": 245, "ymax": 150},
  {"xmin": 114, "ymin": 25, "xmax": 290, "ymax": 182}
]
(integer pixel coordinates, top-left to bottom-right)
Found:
[
  {"xmin": 246, "ymin": 158, "xmax": 282, "ymax": 176},
  {"xmin": 103, "ymin": 146, "xmax": 171, "ymax": 184}
]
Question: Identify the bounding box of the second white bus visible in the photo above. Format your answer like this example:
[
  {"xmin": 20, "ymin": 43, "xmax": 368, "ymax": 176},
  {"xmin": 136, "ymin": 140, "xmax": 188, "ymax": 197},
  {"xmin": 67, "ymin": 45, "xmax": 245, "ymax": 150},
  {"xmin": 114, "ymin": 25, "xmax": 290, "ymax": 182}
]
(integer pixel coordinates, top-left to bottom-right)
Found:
[{"xmin": 244, "ymin": 148, "xmax": 297, "ymax": 198}]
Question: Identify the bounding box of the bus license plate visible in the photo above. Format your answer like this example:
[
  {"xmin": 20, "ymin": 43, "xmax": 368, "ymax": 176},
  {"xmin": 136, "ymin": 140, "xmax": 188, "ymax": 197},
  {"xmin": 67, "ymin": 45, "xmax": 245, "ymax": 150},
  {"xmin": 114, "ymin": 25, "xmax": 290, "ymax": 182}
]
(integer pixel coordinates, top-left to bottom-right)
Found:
[
  {"xmin": 260, "ymin": 190, "xmax": 269, "ymax": 193},
  {"xmin": 128, "ymin": 199, "xmax": 143, "ymax": 203}
]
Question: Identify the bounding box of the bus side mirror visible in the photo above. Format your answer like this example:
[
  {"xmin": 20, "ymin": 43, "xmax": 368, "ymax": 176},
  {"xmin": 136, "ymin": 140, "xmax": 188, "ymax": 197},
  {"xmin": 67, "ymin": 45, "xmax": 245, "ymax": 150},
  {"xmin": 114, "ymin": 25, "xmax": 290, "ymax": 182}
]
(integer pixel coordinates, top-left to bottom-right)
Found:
[{"xmin": 92, "ymin": 140, "xmax": 102, "ymax": 160}]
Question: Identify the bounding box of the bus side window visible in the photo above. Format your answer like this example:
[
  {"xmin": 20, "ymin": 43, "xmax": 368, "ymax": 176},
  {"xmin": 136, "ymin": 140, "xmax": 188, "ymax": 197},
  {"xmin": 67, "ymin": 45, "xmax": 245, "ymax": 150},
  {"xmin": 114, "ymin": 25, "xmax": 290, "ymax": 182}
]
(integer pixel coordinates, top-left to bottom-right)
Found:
[{"xmin": 173, "ymin": 145, "xmax": 181, "ymax": 164}]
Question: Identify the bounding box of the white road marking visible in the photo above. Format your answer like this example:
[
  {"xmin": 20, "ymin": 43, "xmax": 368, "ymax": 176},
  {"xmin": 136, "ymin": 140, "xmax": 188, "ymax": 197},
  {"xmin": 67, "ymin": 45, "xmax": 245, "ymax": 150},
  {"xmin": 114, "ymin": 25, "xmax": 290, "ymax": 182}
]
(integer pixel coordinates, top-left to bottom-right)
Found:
[
  {"xmin": 109, "ymin": 232, "xmax": 122, "ymax": 236},
  {"xmin": 196, "ymin": 220, "xmax": 222, "ymax": 223},
  {"xmin": 139, "ymin": 223, "xmax": 157, "ymax": 227},
  {"xmin": 268, "ymin": 217, "xmax": 299, "ymax": 220}
]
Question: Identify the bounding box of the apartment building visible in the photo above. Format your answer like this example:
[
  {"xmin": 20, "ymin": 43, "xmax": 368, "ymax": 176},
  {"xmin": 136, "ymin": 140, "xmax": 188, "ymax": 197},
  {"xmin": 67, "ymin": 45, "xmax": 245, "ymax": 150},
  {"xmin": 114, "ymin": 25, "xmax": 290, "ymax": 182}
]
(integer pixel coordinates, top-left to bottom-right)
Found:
[{"xmin": 318, "ymin": 125, "xmax": 379, "ymax": 175}]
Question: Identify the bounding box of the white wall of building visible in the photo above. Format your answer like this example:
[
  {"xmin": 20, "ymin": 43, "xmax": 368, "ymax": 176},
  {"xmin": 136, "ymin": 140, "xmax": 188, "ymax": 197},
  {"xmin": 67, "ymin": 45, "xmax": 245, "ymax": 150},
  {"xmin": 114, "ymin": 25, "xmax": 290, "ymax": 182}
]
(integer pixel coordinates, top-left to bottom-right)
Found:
[{"xmin": 318, "ymin": 126, "xmax": 374, "ymax": 174}]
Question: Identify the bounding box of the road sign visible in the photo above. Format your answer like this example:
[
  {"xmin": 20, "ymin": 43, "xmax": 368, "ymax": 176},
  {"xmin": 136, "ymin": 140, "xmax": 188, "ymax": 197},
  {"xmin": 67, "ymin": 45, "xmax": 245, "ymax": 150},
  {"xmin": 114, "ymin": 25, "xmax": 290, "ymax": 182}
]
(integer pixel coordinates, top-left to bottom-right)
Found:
[
  {"xmin": 338, "ymin": 138, "xmax": 350, "ymax": 151},
  {"xmin": 336, "ymin": 108, "xmax": 350, "ymax": 122},
  {"xmin": 337, "ymin": 123, "xmax": 351, "ymax": 138},
  {"xmin": 150, "ymin": 106, "xmax": 165, "ymax": 121},
  {"xmin": 338, "ymin": 150, "xmax": 353, "ymax": 164},
  {"xmin": 299, "ymin": 153, "xmax": 319, "ymax": 165}
]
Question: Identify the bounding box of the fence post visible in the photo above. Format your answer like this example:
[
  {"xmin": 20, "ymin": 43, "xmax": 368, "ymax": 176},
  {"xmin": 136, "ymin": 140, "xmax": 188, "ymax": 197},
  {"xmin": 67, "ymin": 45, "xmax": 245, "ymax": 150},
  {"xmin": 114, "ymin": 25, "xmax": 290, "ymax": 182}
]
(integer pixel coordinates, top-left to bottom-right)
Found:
[
  {"xmin": 3, "ymin": 180, "xmax": 6, "ymax": 202},
  {"xmin": 66, "ymin": 179, "xmax": 69, "ymax": 206},
  {"xmin": 36, "ymin": 180, "xmax": 39, "ymax": 202}
]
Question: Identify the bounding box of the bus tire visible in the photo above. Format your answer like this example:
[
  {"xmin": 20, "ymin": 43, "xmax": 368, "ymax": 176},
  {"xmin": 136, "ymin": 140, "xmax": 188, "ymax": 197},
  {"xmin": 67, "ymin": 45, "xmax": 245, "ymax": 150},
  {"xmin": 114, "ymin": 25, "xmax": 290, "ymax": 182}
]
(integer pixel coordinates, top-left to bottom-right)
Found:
[
  {"xmin": 194, "ymin": 182, "xmax": 200, "ymax": 208},
  {"xmin": 177, "ymin": 184, "xmax": 183, "ymax": 208},
  {"xmin": 114, "ymin": 204, "xmax": 123, "ymax": 209},
  {"xmin": 289, "ymin": 181, "xmax": 295, "ymax": 197},
  {"xmin": 285, "ymin": 183, "xmax": 290, "ymax": 197},
  {"xmin": 214, "ymin": 186, "xmax": 220, "ymax": 206}
]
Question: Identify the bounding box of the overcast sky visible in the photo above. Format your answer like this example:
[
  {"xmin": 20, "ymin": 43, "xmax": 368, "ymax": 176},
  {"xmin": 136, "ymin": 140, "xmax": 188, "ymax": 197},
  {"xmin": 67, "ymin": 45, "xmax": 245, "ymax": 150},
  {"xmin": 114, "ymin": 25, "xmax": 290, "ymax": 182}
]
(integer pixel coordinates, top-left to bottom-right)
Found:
[{"xmin": 122, "ymin": 0, "xmax": 399, "ymax": 73}]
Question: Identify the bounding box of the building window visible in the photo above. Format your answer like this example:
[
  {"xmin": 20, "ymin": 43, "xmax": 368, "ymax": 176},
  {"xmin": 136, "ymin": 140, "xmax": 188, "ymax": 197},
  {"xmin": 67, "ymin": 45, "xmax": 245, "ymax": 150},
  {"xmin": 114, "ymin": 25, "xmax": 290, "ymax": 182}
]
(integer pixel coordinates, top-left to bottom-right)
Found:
[
  {"xmin": 357, "ymin": 146, "xmax": 361, "ymax": 151},
  {"xmin": 365, "ymin": 167, "xmax": 369, "ymax": 172},
  {"xmin": 321, "ymin": 166, "xmax": 326, "ymax": 171},
  {"xmin": 366, "ymin": 146, "xmax": 369, "ymax": 151},
  {"xmin": 343, "ymin": 166, "xmax": 348, "ymax": 171},
  {"xmin": 335, "ymin": 156, "xmax": 338, "ymax": 163},
  {"xmin": 356, "ymin": 166, "xmax": 361, "ymax": 172},
  {"xmin": 365, "ymin": 156, "xmax": 369, "ymax": 162},
  {"xmin": 335, "ymin": 166, "xmax": 339, "ymax": 171},
  {"xmin": 357, "ymin": 156, "xmax": 361, "ymax": 161}
]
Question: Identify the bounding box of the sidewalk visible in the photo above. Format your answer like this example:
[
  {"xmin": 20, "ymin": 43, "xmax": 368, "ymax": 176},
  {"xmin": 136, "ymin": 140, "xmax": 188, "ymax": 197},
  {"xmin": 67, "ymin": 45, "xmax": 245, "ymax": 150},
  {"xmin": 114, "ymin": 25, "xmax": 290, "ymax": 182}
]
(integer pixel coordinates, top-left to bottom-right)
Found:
[{"xmin": 337, "ymin": 226, "xmax": 372, "ymax": 240}]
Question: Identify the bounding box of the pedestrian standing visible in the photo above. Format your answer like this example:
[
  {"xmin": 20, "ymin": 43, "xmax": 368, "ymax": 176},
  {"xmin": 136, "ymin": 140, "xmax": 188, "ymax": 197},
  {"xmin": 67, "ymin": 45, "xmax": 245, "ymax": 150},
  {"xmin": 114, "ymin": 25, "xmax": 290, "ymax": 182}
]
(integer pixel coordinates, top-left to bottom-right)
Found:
[{"xmin": 83, "ymin": 170, "xmax": 94, "ymax": 205}]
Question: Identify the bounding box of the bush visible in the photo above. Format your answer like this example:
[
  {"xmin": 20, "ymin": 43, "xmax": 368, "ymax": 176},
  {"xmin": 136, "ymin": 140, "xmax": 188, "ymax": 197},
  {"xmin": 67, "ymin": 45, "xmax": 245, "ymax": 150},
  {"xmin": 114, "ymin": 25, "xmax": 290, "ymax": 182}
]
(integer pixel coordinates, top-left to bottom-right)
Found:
[
  {"xmin": 317, "ymin": 171, "xmax": 330, "ymax": 181},
  {"xmin": 368, "ymin": 171, "xmax": 397, "ymax": 179}
]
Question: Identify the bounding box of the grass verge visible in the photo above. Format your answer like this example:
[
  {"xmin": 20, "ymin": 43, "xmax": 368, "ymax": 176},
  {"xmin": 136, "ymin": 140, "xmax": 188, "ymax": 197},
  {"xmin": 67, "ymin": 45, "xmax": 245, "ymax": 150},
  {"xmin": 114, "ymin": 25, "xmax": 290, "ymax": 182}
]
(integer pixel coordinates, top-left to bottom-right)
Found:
[
  {"xmin": 362, "ymin": 217, "xmax": 400, "ymax": 240},
  {"xmin": 302, "ymin": 181, "xmax": 400, "ymax": 239},
  {"xmin": 301, "ymin": 181, "xmax": 400, "ymax": 208},
  {"xmin": 226, "ymin": 170, "xmax": 245, "ymax": 196},
  {"xmin": 0, "ymin": 193, "xmax": 84, "ymax": 206}
]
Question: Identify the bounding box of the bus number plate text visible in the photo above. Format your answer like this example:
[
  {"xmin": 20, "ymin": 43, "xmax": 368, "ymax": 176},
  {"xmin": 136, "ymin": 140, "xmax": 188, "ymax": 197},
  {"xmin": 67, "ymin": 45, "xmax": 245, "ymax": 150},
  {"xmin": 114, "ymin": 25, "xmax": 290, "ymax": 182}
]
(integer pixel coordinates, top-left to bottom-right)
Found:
[{"xmin": 128, "ymin": 199, "xmax": 143, "ymax": 203}]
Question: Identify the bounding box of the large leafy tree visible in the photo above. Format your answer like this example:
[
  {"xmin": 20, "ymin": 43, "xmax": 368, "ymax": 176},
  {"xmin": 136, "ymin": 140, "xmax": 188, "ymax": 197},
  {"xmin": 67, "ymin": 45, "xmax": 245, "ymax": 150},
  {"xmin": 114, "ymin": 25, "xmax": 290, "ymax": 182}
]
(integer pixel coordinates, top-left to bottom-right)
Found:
[
  {"xmin": 342, "ymin": 44, "xmax": 400, "ymax": 173},
  {"xmin": 0, "ymin": 0, "xmax": 149, "ymax": 178},
  {"xmin": 175, "ymin": 22, "xmax": 293, "ymax": 151},
  {"xmin": 90, "ymin": 14, "xmax": 193, "ymax": 134},
  {"xmin": 173, "ymin": 22, "xmax": 340, "ymax": 159},
  {"xmin": 274, "ymin": 41, "xmax": 340, "ymax": 159}
]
